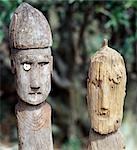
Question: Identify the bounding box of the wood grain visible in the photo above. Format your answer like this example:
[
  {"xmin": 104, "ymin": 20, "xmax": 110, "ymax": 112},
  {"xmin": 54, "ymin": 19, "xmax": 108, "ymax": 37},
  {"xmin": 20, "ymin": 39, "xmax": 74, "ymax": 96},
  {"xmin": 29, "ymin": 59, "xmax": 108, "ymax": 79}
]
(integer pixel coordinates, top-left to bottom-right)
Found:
[
  {"xmin": 87, "ymin": 129, "xmax": 125, "ymax": 150},
  {"xmin": 87, "ymin": 39, "xmax": 126, "ymax": 149},
  {"xmin": 16, "ymin": 101, "xmax": 53, "ymax": 150},
  {"xmin": 87, "ymin": 39, "xmax": 126, "ymax": 134},
  {"xmin": 9, "ymin": 2, "xmax": 54, "ymax": 150}
]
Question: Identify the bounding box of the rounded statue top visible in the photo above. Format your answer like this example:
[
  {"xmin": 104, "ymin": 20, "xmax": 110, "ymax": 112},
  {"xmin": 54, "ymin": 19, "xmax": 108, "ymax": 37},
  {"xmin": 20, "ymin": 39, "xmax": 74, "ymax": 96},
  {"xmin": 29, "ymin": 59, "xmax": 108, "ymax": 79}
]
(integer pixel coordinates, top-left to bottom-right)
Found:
[
  {"xmin": 91, "ymin": 39, "xmax": 124, "ymax": 63},
  {"xmin": 87, "ymin": 39, "xmax": 126, "ymax": 134},
  {"xmin": 9, "ymin": 2, "xmax": 52, "ymax": 49}
]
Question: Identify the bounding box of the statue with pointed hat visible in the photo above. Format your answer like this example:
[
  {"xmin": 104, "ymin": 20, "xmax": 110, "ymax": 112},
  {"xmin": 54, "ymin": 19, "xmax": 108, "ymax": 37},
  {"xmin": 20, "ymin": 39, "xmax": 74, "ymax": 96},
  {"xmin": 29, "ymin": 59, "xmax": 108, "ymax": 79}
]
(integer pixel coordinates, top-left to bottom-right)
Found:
[{"xmin": 9, "ymin": 3, "xmax": 53, "ymax": 150}]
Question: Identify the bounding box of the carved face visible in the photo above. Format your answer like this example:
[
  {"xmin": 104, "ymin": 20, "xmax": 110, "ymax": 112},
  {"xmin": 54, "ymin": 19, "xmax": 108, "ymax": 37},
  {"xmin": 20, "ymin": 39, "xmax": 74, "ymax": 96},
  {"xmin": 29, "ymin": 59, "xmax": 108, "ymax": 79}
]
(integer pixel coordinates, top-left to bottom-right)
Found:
[
  {"xmin": 87, "ymin": 51, "xmax": 126, "ymax": 134},
  {"xmin": 11, "ymin": 48, "xmax": 53, "ymax": 105}
]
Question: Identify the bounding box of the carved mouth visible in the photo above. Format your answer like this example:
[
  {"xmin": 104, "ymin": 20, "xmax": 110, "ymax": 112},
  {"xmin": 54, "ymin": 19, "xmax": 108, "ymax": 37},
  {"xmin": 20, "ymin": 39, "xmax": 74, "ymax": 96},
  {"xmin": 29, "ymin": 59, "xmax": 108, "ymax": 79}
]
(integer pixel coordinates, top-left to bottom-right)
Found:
[
  {"xmin": 29, "ymin": 92, "xmax": 41, "ymax": 95},
  {"xmin": 96, "ymin": 110, "xmax": 110, "ymax": 118}
]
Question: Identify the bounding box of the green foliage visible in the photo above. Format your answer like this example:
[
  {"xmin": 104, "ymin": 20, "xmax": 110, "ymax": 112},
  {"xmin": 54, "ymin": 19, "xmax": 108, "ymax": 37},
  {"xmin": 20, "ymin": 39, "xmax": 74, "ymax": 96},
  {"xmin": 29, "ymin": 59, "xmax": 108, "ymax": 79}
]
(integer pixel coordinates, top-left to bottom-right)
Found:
[
  {"xmin": 124, "ymin": 0, "xmax": 137, "ymax": 9},
  {"xmin": 105, "ymin": 8, "xmax": 130, "ymax": 31},
  {"xmin": 0, "ymin": 0, "xmax": 23, "ymax": 43},
  {"xmin": 61, "ymin": 136, "xmax": 82, "ymax": 150},
  {"xmin": 0, "ymin": 30, "xmax": 4, "ymax": 43},
  {"xmin": 0, "ymin": 0, "xmax": 136, "ymax": 148}
]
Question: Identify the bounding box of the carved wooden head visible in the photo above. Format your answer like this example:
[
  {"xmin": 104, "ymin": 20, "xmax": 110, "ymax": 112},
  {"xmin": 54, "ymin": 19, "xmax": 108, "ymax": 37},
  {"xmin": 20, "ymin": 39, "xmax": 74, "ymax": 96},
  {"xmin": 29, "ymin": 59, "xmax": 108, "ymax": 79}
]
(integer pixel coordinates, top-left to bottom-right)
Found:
[
  {"xmin": 9, "ymin": 3, "xmax": 53, "ymax": 105},
  {"xmin": 87, "ymin": 39, "xmax": 126, "ymax": 134}
]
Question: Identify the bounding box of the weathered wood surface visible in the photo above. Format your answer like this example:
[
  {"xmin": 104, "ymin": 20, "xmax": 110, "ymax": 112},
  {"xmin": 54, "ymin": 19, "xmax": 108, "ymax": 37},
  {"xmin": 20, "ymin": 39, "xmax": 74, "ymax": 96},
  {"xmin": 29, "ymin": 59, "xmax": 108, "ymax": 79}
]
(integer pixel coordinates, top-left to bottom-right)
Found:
[
  {"xmin": 11, "ymin": 48, "xmax": 53, "ymax": 105},
  {"xmin": 87, "ymin": 39, "xmax": 126, "ymax": 134},
  {"xmin": 16, "ymin": 101, "xmax": 53, "ymax": 150},
  {"xmin": 9, "ymin": 2, "xmax": 52, "ymax": 49},
  {"xmin": 87, "ymin": 39, "xmax": 126, "ymax": 149},
  {"xmin": 9, "ymin": 2, "xmax": 54, "ymax": 150},
  {"xmin": 87, "ymin": 129, "xmax": 125, "ymax": 150}
]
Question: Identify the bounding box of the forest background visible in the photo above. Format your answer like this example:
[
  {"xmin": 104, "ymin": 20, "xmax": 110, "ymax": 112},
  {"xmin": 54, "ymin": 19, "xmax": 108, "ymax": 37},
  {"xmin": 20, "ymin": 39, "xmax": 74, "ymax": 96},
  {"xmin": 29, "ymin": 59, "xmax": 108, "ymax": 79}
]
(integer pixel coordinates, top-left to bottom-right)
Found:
[{"xmin": 0, "ymin": 0, "xmax": 137, "ymax": 149}]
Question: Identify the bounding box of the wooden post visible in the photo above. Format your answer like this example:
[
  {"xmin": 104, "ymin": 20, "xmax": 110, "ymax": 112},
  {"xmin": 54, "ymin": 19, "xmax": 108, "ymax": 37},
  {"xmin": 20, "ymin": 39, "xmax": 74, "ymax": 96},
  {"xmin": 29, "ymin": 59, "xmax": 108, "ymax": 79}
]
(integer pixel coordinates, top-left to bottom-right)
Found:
[
  {"xmin": 9, "ymin": 3, "xmax": 53, "ymax": 150},
  {"xmin": 87, "ymin": 39, "xmax": 126, "ymax": 150},
  {"xmin": 88, "ymin": 129, "xmax": 125, "ymax": 150}
]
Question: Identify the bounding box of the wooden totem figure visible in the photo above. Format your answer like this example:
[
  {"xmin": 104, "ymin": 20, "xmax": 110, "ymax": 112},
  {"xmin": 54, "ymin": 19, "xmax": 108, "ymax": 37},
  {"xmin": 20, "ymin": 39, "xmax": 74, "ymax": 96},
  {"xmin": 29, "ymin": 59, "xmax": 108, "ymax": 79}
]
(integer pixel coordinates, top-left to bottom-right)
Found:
[
  {"xmin": 9, "ymin": 3, "xmax": 53, "ymax": 150},
  {"xmin": 87, "ymin": 39, "xmax": 126, "ymax": 150}
]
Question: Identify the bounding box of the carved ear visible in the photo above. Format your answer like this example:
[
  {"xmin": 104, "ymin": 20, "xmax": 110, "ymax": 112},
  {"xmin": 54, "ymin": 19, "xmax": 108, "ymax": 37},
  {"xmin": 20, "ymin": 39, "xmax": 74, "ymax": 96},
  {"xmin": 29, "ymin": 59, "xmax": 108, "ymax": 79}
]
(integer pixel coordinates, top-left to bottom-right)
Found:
[
  {"xmin": 50, "ymin": 56, "xmax": 53, "ymax": 76},
  {"xmin": 10, "ymin": 57, "xmax": 16, "ymax": 74}
]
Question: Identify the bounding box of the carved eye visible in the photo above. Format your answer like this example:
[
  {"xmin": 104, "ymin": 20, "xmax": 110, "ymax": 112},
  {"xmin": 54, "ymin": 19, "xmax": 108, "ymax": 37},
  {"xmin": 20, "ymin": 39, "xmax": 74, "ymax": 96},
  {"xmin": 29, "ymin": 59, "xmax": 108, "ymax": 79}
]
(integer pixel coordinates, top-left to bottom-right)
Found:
[
  {"xmin": 23, "ymin": 63, "xmax": 31, "ymax": 71},
  {"xmin": 39, "ymin": 62, "xmax": 49, "ymax": 67}
]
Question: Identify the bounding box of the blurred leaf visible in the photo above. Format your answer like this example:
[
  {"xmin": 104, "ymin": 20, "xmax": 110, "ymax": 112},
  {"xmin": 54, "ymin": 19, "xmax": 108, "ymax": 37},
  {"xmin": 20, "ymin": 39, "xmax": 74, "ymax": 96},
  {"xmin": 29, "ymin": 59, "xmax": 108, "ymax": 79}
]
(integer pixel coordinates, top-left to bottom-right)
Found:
[
  {"xmin": 96, "ymin": 7, "xmax": 111, "ymax": 17},
  {"xmin": 0, "ymin": 30, "xmax": 4, "ymax": 44},
  {"xmin": 61, "ymin": 136, "xmax": 82, "ymax": 150},
  {"xmin": 124, "ymin": 0, "xmax": 137, "ymax": 8}
]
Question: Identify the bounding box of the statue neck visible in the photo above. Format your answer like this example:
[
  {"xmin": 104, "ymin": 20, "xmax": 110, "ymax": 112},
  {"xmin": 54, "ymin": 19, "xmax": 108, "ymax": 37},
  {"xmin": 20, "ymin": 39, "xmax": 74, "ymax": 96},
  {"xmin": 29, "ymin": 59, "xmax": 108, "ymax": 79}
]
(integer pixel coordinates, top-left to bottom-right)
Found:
[{"xmin": 15, "ymin": 100, "xmax": 53, "ymax": 150}]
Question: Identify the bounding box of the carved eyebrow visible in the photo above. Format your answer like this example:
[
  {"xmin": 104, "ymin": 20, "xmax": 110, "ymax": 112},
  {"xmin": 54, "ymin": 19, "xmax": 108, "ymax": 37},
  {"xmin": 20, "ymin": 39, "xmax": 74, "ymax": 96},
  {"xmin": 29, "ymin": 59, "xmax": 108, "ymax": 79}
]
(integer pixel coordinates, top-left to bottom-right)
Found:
[
  {"xmin": 18, "ymin": 56, "xmax": 34, "ymax": 63},
  {"xmin": 20, "ymin": 61, "xmax": 32, "ymax": 64},
  {"xmin": 38, "ymin": 62, "xmax": 49, "ymax": 65}
]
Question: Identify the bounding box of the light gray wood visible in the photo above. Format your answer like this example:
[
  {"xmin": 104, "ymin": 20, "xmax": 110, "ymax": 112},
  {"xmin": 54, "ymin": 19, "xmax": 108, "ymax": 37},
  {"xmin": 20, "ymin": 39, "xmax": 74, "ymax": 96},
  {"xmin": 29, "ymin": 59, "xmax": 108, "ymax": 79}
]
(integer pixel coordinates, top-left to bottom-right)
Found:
[
  {"xmin": 16, "ymin": 101, "xmax": 53, "ymax": 150},
  {"xmin": 9, "ymin": 2, "xmax": 54, "ymax": 150},
  {"xmin": 9, "ymin": 2, "xmax": 52, "ymax": 49},
  {"xmin": 11, "ymin": 48, "xmax": 53, "ymax": 105}
]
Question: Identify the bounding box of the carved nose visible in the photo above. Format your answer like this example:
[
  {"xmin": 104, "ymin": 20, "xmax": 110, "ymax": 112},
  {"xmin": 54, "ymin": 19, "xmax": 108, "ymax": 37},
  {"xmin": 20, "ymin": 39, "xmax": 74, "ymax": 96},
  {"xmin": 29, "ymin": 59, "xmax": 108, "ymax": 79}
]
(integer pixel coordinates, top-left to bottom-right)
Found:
[
  {"xmin": 30, "ymin": 79, "xmax": 40, "ymax": 90},
  {"xmin": 31, "ymin": 86, "xmax": 40, "ymax": 91},
  {"xmin": 101, "ymin": 86, "xmax": 109, "ymax": 110},
  {"xmin": 30, "ymin": 70, "xmax": 40, "ymax": 91},
  {"xmin": 101, "ymin": 98, "xmax": 109, "ymax": 110}
]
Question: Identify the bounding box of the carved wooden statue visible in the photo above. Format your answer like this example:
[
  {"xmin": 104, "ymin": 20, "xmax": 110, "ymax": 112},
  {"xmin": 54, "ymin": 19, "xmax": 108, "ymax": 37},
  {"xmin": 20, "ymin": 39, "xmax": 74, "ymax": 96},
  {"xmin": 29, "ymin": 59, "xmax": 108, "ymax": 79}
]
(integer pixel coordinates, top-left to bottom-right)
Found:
[
  {"xmin": 87, "ymin": 39, "xmax": 126, "ymax": 150},
  {"xmin": 9, "ymin": 3, "xmax": 53, "ymax": 150}
]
